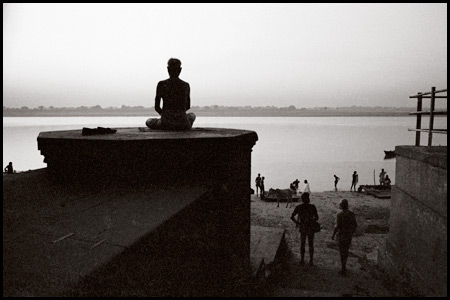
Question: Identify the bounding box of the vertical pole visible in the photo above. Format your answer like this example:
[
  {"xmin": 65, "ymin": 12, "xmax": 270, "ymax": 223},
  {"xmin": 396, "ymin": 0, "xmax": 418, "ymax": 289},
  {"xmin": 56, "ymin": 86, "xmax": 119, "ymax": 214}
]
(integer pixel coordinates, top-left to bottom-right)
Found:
[
  {"xmin": 373, "ymin": 169, "xmax": 376, "ymax": 186},
  {"xmin": 428, "ymin": 87, "xmax": 436, "ymax": 146},
  {"xmin": 415, "ymin": 93, "xmax": 422, "ymax": 146}
]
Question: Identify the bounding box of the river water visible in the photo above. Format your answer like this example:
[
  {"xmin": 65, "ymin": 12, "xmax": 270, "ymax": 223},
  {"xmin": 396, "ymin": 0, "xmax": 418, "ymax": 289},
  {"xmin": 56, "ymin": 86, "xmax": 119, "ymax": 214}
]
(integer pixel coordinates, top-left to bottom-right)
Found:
[{"xmin": 3, "ymin": 116, "xmax": 447, "ymax": 191}]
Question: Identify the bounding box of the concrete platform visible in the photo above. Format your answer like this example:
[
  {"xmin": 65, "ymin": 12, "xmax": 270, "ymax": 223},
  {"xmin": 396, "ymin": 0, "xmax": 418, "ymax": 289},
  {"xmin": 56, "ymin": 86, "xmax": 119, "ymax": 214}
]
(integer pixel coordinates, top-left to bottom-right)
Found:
[{"xmin": 37, "ymin": 127, "xmax": 258, "ymax": 186}]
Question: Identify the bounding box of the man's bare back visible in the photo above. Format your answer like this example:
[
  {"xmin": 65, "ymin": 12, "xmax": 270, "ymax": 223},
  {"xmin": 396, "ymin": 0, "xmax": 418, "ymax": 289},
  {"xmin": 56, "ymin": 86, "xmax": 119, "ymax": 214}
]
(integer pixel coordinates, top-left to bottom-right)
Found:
[{"xmin": 145, "ymin": 58, "xmax": 196, "ymax": 131}]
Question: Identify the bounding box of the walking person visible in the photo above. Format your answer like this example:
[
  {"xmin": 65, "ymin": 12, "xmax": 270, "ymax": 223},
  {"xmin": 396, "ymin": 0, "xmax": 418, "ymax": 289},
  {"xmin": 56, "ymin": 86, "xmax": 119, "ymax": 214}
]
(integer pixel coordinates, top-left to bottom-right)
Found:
[
  {"xmin": 332, "ymin": 199, "xmax": 357, "ymax": 276},
  {"xmin": 255, "ymin": 173, "xmax": 262, "ymax": 196},
  {"xmin": 350, "ymin": 171, "xmax": 358, "ymax": 192},
  {"xmin": 334, "ymin": 174, "xmax": 340, "ymax": 191},
  {"xmin": 290, "ymin": 192, "xmax": 319, "ymax": 265}
]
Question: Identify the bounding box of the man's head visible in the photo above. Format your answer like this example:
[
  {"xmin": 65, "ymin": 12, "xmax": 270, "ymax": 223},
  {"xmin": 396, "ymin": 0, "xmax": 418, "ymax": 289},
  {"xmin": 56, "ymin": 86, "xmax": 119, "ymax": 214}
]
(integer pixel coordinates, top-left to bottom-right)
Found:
[
  {"xmin": 304, "ymin": 180, "xmax": 308, "ymax": 184},
  {"xmin": 339, "ymin": 199, "xmax": 349, "ymax": 210},
  {"xmin": 167, "ymin": 58, "xmax": 182, "ymax": 78},
  {"xmin": 301, "ymin": 192, "xmax": 310, "ymax": 203}
]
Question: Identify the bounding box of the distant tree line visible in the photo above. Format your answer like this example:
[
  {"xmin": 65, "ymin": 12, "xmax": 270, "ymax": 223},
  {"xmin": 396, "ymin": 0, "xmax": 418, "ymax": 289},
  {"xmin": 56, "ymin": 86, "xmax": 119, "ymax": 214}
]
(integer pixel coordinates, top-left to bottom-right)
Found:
[{"xmin": 3, "ymin": 104, "xmax": 417, "ymax": 117}]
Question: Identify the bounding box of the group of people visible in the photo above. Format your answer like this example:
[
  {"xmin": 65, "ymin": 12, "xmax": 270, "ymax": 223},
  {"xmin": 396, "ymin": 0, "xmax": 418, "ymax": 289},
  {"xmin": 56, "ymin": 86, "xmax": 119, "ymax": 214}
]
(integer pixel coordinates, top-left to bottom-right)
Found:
[
  {"xmin": 255, "ymin": 173, "xmax": 265, "ymax": 197},
  {"xmin": 334, "ymin": 172, "xmax": 360, "ymax": 191},
  {"xmin": 143, "ymin": 59, "xmax": 357, "ymax": 277},
  {"xmin": 290, "ymin": 179, "xmax": 310, "ymax": 194},
  {"xmin": 290, "ymin": 192, "xmax": 357, "ymax": 276},
  {"xmin": 379, "ymin": 169, "xmax": 391, "ymax": 187},
  {"xmin": 333, "ymin": 169, "xmax": 391, "ymax": 191}
]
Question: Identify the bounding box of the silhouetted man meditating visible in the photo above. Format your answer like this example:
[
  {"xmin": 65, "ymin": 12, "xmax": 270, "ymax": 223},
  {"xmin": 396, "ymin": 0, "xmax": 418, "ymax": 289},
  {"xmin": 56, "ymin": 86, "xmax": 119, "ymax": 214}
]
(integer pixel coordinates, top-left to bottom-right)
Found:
[{"xmin": 145, "ymin": 58, "xmax": 196, "ymax": 130}]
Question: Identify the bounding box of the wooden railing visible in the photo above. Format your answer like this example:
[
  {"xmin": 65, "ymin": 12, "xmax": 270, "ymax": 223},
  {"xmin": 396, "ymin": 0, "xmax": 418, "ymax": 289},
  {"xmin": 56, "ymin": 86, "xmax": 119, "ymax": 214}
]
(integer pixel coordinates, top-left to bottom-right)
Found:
[{"xmin": 408, "ymin": 87, "xmax": 447, "ymax": 146}]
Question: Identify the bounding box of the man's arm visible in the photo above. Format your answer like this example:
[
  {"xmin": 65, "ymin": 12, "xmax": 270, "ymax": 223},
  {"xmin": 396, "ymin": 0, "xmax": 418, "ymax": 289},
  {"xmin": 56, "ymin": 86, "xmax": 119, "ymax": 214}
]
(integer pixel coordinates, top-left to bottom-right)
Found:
[
  {"xmin": 185, "ymin": 83, "xmax": 191, "ymax": 111},
  {"xmin": 331, "ymin": 213, "xmax": 340, "ymax": 240},
  {"xmin": 290, "ymin": 208, "xmax": 299, "ymax": 225},
  {"xmin": 154, "ymin": 82, "xmax": 163, "ymax": 115},
  {"xmin": 313, "ymin": 206, "xmax": 319, "ymax": 221}
]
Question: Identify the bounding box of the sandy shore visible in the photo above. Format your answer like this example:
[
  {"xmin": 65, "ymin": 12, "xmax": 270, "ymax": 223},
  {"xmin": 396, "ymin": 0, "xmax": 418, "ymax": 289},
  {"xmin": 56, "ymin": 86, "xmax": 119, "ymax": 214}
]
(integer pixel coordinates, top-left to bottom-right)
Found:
[
  {"xmin": 251, "ymin": 190, "xmax": 390, "ymax": 257},
  {"xmin": 250, "ymin": 190, "xmax": 407, "ymax": 296}
]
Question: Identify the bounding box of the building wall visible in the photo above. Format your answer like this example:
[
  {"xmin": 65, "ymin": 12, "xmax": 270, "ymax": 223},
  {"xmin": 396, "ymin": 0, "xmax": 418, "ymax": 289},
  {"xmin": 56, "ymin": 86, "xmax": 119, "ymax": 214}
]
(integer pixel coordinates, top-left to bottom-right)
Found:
[{"xmin": 381, "ymin": 146, "xmax": 447, "ymax": 297}]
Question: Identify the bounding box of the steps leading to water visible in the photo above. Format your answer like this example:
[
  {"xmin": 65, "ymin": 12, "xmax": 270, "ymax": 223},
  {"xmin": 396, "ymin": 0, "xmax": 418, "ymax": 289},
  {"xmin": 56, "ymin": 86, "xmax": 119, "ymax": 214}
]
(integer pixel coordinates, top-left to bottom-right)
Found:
[{"xmin": 250, "ymin": 226, "xmax": 288, "ymax": 288}]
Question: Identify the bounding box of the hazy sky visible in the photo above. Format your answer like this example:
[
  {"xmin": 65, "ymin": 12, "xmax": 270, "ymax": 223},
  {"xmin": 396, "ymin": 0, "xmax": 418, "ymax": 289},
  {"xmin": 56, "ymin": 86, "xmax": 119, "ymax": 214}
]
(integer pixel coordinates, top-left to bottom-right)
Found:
[{"xmin": 3, "ymin": 3, "xmax": 447, "ymax": 108}]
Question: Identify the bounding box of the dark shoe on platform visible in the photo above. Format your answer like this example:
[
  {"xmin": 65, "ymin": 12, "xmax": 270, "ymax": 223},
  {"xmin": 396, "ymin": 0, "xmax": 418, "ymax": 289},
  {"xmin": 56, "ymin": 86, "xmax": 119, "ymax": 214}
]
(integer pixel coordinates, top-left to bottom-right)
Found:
[
  {"xmin": 82, "ymin": 127, "xmax": 117, "ymax": 136},
  {"xmin": 97, "ymin": 127, "xmax": 117, "ymax": 134},
  {"xmin": 82, "ymin": 127, "xmax": 96, "ymax": 136}
]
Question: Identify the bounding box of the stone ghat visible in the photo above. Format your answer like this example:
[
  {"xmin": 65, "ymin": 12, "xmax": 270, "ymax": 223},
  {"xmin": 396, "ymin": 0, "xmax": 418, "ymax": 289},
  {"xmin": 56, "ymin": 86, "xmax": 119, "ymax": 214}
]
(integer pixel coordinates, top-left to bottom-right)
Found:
[{"xmin": 3, "ymin": 127, "xmax": 261, "ymax": 296}]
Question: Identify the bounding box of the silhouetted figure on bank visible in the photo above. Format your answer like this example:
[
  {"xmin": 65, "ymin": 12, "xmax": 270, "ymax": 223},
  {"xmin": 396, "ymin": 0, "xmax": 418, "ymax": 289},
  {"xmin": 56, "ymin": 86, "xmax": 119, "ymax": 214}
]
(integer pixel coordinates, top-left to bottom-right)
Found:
[
  {"xmin": 332, "ymin": 199, "xmax": 357, "ymax": 276},
  {"xmin": 384, "ymin": 175, "xmax": 391, "ymax": 187},
  {"xmin": 303, "ymin": 179, "xmax": 311, "ymax": 194},
  {"xmin": 255, "ymin": 173, "xmax": 262, "ymax": 196},
  {"xmin": 350, "ymin": 171, "xmax": 358, "ymax": 192},
  {"xmin": 4, "ymin": 162, "xmax": 14, "ymax": 174},
  {"xmin": 146, "ymin": 58, "xmax": 196, "ymax": 131},
  {"xmin": 334, "ymin": 174, "xmax": 340, "ymax": 191},
  {"xmin": 260, "ymin": 176, "xmax": 265, "ymax": 197},
  {"xmin": 293, "ymin": 179, "xmax": 300, "ymax": 193},
  {"xmin": 379, "ymin": 168, "xmax": 386, "ymax": 186},
  {"xmin": 291, "ymin": 192, "xmax": 319, "ymax": 265}
]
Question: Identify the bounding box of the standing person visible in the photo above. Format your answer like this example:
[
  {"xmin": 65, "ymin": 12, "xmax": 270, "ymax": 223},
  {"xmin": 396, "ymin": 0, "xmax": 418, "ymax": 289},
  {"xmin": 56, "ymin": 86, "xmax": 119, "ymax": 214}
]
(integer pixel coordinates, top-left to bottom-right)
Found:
[
  {"xmin": 145, "ymin": 58, "xmax": 196, "ymax": 131},
  {"xmin": 260, "ymin": 176, "xmax": 265, "ymax": 198},
  {"xmin": 290, "ymin": 192, "xmax": 319, "ymax": 265},
  {"xmin": 334, "ymin": 175, "xmax": 340, "ymax": 191},
  {"xmin": 332, "ymin": 199, "xmax": 357, "ymax": 276},
  {"xmin": 303, "ymin": 180, "xmax": 311, "ymax": 194},
  {"xmin": 379, "ymin": 169, "xmax": 386, "ymax": 186},
  {"xmin": 350, "ymin": 171, "xmax": 358, "ymax": 192},
  {"xmin": 293, "ymin": 179, "xmax": 300, "ymax": 195},
  {"xmin": 4, "ymin": 162, "xmax": 14, "ymax": 174},
  {"xmin": 255, "ymin": 173, "xmax": 262, "ymax": 196},
  {"xmin": 384, "ymin": 175, "xmax": 391, "ymax": 187}
]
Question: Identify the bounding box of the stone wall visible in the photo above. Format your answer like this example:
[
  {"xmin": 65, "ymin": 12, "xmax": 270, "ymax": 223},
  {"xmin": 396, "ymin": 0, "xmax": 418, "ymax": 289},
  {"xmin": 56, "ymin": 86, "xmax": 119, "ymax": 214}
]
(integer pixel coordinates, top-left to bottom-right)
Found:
[{"xmin": 380, "ymin": 146, "xmax": 447, "ymax": 296}]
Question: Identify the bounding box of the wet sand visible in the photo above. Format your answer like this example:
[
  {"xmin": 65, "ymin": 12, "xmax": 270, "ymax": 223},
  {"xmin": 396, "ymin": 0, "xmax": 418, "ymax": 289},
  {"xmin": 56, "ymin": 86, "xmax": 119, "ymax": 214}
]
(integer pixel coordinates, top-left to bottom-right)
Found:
[{"xmin": 250, "ymin": 190, "xmax": 414, "ymax": 296}]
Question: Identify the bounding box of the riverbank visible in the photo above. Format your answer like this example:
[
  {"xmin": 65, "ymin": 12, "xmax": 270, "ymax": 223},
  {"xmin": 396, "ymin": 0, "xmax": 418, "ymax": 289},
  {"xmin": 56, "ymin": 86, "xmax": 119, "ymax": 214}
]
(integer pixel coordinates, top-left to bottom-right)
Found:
[
  {"xmin": 3, "ymin": 106, "xmax": 415, "ymax": 117},
  {"xmin": 250, "ymin": 190, "xmax": 416, "ymax": 296}
]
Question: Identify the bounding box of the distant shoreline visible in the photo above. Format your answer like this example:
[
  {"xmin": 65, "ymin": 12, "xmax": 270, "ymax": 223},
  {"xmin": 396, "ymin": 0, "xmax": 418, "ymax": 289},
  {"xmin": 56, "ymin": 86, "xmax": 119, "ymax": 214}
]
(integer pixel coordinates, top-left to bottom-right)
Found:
[
  {"xmin": 3, "ymin": 111, "xmax": 417, "ymax": 118},
  {"xmin": 3, "ymin": 105, "xmax": 422, "ymax": 118}
]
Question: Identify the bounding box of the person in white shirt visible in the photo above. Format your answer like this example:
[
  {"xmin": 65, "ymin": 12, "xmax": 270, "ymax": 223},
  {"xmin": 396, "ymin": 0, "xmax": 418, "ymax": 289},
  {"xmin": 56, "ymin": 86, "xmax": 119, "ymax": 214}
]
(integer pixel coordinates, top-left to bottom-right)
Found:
[{"xmin": 303, "ymin": 179, "xmax": 311, "ymax": 194}]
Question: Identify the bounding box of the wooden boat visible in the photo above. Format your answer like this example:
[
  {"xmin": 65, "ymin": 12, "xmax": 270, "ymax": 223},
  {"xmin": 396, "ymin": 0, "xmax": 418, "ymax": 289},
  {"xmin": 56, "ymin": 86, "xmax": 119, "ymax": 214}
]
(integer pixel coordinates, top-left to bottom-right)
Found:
[
  {"xmin": 261, "ymin": 190, "xmax": 300, "ymax": 202},
  {"xmin": 358, "ymin": 184, "xmax": 391, "ymax": 199}
]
